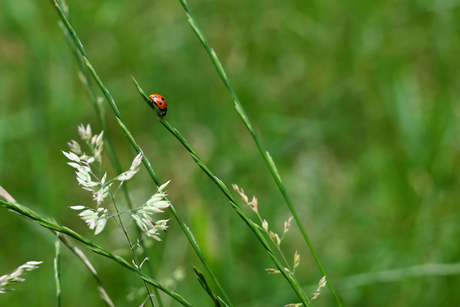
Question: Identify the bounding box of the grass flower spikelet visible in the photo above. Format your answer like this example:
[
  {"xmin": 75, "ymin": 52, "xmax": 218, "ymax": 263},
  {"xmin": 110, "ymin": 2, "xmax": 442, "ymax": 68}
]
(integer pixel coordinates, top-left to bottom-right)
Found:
[
  {"xmin": 131, "ymin": 182, "xmax": 171, "ymax": 240},
  {"xmin": 311, "ymin": 276, "xmax": 327, "ymax": 300},
  {"xmin": 0, "ymin": 261, "xmax": 43, "ymax": 294},
  {"xmin": 78, "ymin": 124, "xmax": 92, "ymax": 140}
]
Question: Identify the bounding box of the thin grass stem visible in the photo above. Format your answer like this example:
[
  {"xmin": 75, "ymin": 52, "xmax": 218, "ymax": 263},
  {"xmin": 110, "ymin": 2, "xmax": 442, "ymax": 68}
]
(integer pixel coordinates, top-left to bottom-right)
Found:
[
  {"xmin": 108, "ymin": 188, "xmax": 156, "ymax": 307},
  {"xmin": 115, "ymin": 117, "xmax": 232, "ymax": 306},
  {"xmin": 58, "ymin": 233, "xmax": 115, "ymax": 307},
  {"xmin": 133, "ymin": 79, "xmax": 310, "ymax": 306},
  {"xmin": 192, "ymin": 265, "xmax": 229, "ymax": 307},
  {"xmin": 1, "ymin": 187, "xmax": 117, "ymax": 306},
  {"xmin": 0, "ymin": 199, "xmax": 193, "ymax": 307},
  {"xmin": 54, "ymin": 234, "xmax": 61, "ymax": 307},
  {"xmin": 50, "ymin": 1, "xmax": 231, "ymax": 305},
  {"xmin": 56, "ymin": 2, "xmax": 161, "ymax": 305},
  {"xmin": 176, "ymin": 1, "xmax": 342, "ymax": 305}
]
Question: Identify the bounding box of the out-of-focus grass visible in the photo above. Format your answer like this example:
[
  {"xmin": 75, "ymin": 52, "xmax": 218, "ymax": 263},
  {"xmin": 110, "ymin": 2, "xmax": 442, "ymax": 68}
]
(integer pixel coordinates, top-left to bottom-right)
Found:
[{"xmin": 1, "ymin": 0, "xmax": 460, "ymax": 306}]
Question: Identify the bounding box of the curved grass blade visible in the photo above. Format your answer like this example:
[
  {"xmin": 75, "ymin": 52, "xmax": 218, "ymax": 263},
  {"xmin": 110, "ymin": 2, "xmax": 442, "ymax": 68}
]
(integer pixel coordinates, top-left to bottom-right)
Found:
[
  {"xmin": 0, "ymin": 199, "xmax": 193, "ymax": 307},
  {"xmin": 133, "ymin": 79, "xmax": 310, "ymax": 306},
  {"xmin": 192, "ymin": 265, "xmax": 228, "ymax": 307},
  {"xmin": 58, "ymin": 234, "xmax": 116, "ymax": 307},
  {"xmin": 1, "ymin": 186, "xmax": 116, "ymax": 306},
  {"xmin": 49, "ymin": 2, "xmax": 230, "ymax": 305},
  {"xmin": 53, "ymin": 2, "xmax": 158, "ymax": 305},
  {"xmin": 176, "ymin": 1, "xmax": 342, "ymax": 305}
]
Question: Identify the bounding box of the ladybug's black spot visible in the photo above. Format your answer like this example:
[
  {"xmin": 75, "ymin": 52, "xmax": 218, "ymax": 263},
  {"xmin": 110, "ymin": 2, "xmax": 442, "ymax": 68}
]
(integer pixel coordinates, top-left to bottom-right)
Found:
[
  {"xmin": 159, "ymin": 102, "xmax": 163, "ymax": 105},
  {"xmin": 161, "ymin": 98, "xmax": 165, "ymax": 101}
]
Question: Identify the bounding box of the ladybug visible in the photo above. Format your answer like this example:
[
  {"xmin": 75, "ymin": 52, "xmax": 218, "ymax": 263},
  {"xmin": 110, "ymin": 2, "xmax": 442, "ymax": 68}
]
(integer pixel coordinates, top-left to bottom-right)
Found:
[{"xmin": 149, "ymin": 94, "xmax": 167, "ymax": 117}]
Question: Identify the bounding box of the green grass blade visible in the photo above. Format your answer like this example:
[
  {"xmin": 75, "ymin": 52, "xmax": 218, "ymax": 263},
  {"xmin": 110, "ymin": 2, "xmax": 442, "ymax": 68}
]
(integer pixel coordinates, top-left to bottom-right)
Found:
[
  {"xmin": 0, "ymin": 199, "xmax": 193, "ymax": 307},
  {"xmin": 176, "ymin": 1, "xmax": 342, "ymax": 305},
  {"xmin": 1, "ymin": 186, "xmax": 117, "ymax": 306},
  {"xmin": 116, "ymin": 116, "xmax": 233, "ymax": 307},
  {"xmin": 54, "ymin": 234, "xmax": 61, "ymax": 307},
  {"xmin": 54, "ymin": 3, "xmax": 161, "ymax": 306},
  {"xmin": 133, "ymin": 80, "xmax": 310, "ymax": 306},
  {"xmin": 192, "ymin": 265, "xmax": 224, "ymax": 307},
  {"xmin": 49, "ymin": 2, "xmax": 228, "ymax": 305},
  {"xmin": 58, "ymin": 233, "xmax": 115, "ymax": 307}
]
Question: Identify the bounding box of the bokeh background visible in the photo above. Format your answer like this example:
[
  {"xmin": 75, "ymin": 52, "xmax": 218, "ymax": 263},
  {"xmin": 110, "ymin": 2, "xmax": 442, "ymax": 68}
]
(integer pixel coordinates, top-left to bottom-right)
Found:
[{"xmin": 1, "ymin": 0, "xmax": 460, "ymax": 306}]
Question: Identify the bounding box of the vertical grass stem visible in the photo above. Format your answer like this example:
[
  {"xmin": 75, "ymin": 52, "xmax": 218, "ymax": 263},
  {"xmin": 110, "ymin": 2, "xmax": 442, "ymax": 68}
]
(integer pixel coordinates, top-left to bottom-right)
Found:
[
  {"xmin": 54, "ymin": 234, "xmax": 61, "ymax": 307},
  {"xmin": 176, "ymin": 1, "xmax": 342, "ymax": 305},
  {"xmin": 50, "ymin": 1, "xmax": 231, "ymax": 305},
  {"xmin": 133, "ymin": 78, "xmax": 310, "ymax": 306}
]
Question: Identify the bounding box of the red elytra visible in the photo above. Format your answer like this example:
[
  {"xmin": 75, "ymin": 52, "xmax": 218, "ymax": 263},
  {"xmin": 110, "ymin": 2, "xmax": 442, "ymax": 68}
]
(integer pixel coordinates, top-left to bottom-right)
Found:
[{"xmin": 149, "ymin": 94, "xmax": 167, "ymax": 117}]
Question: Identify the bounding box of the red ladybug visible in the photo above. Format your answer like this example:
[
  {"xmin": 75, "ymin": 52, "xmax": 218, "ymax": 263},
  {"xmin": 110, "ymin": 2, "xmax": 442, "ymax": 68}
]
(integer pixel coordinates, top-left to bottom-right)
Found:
[{"xmin": 149, "ymin": 94, "xmax": 167, "ymax": 117}]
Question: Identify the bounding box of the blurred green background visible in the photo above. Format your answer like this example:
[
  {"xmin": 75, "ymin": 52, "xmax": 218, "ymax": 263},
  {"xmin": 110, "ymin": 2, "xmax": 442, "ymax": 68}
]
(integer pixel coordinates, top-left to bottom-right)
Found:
[{"xmin": 1, "ymin": 0, "xmax": 460, "ymax": 306}]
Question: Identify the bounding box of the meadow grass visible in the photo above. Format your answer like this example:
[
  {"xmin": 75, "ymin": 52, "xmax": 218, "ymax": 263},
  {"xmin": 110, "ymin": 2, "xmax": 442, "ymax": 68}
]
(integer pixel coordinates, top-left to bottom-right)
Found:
[
  {"xmin": 1, "ymin": 0, "xmax": 459, "ymax": 306},
  {"xmin": 53, "ymin": 0, "xmax": 315, "ymax": 303},
  {"xmin": 175, "ymin": 1, "xmax": 341, "ymax": 304},
  {"xmin": 0, "ymin": 199, "xmax": 193, "ymax": 306},
  {"xmin": 0, "ymin": 0, "xmax": 329, "ymax": 305}
]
